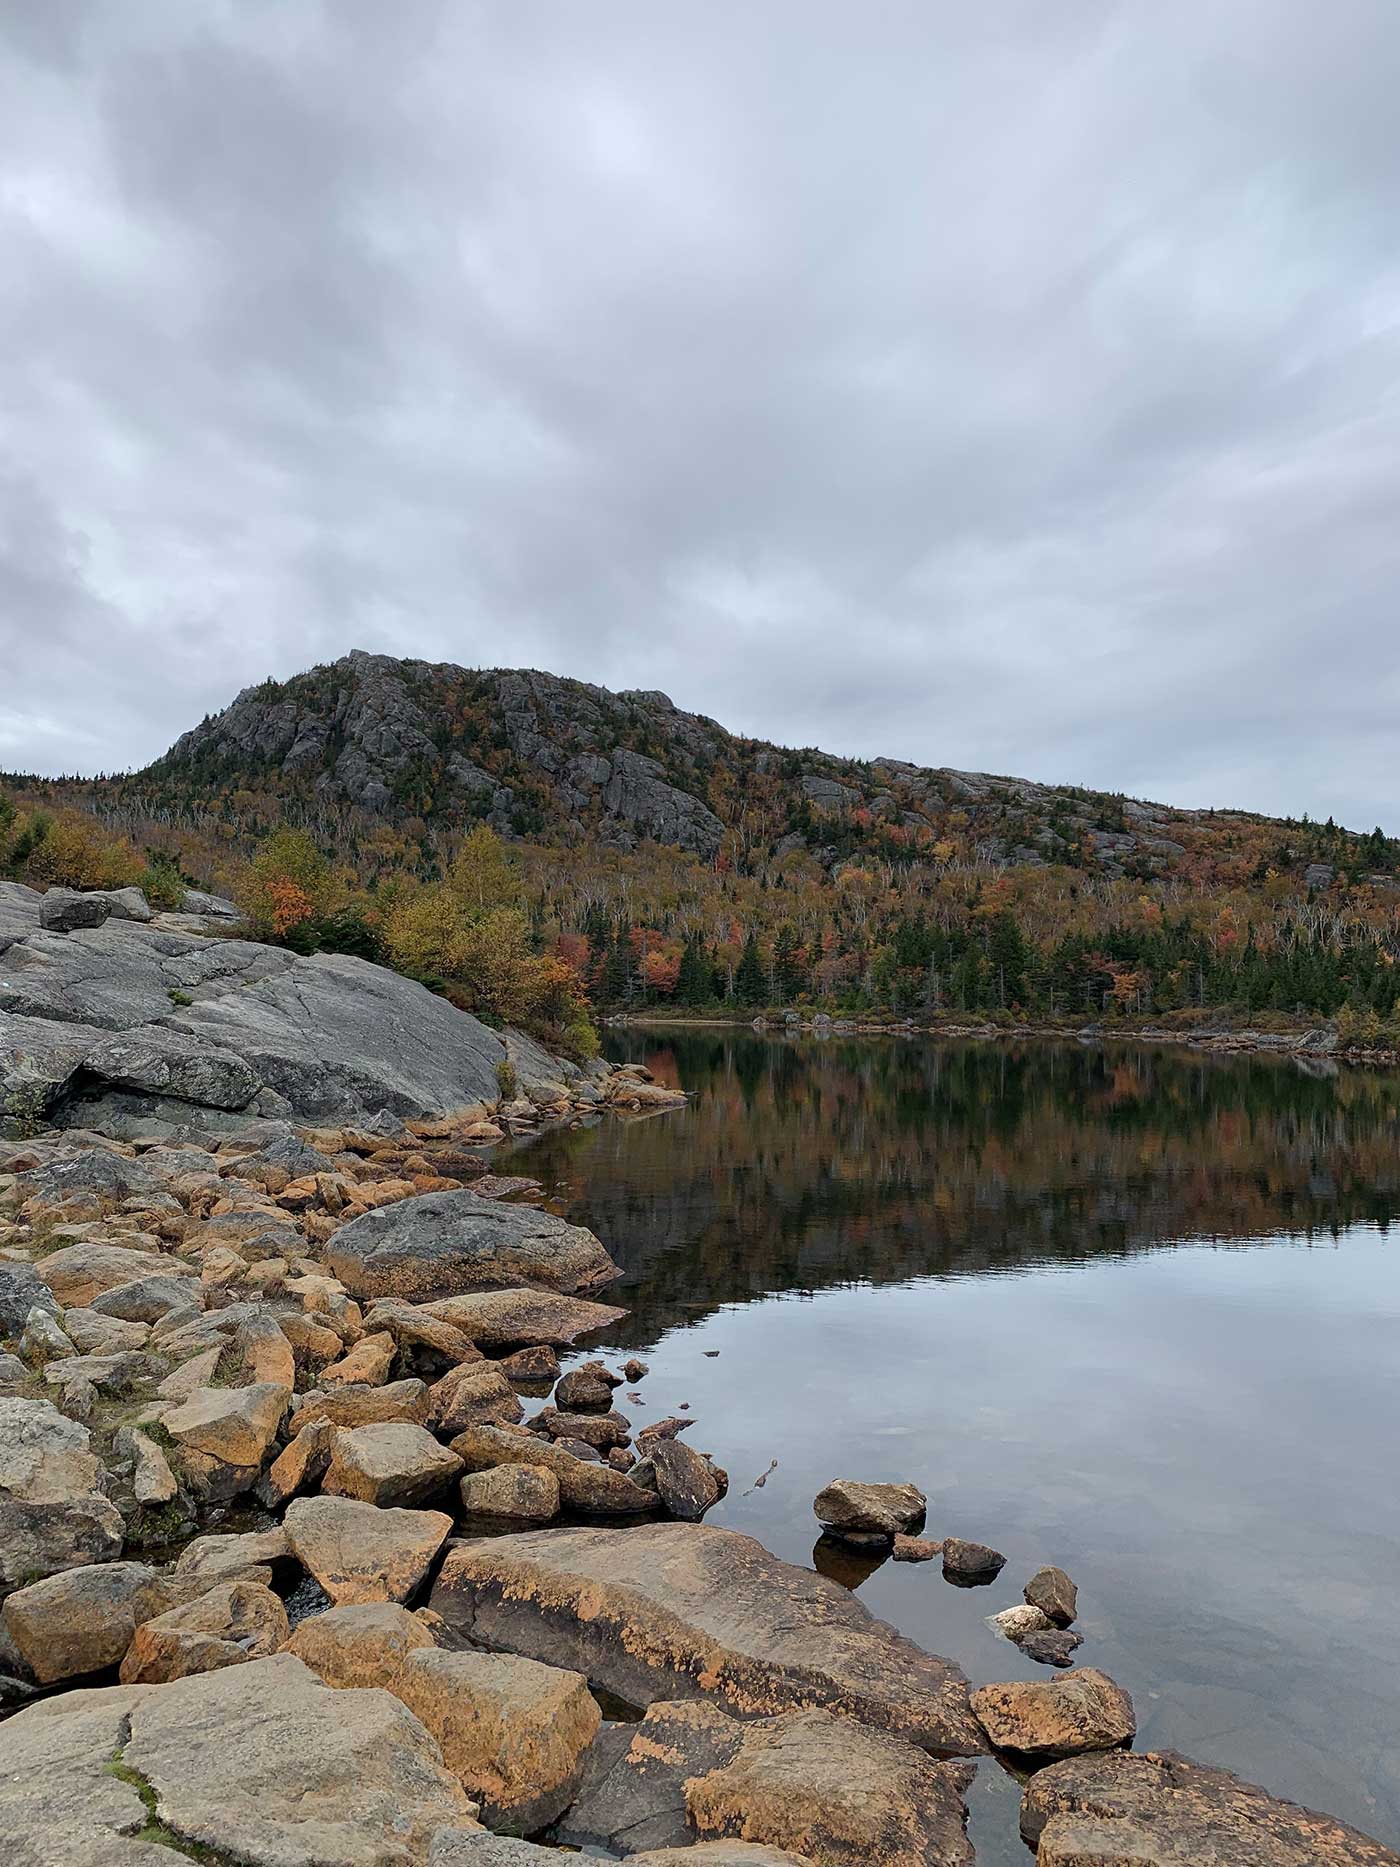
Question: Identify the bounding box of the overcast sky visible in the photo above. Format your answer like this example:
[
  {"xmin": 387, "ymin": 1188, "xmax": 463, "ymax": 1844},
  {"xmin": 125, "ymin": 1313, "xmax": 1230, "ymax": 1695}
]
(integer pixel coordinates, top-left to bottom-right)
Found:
[{"xmin": 3, "ymin": 2, "xmax": 1399, "ymax": 827}]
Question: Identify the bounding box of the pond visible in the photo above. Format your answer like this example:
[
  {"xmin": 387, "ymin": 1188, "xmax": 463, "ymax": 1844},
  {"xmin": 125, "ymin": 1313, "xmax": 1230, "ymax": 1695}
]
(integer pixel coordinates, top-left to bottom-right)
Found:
[{"xmin": 503, "ymin": 1028, "xmax": 1400, "ymax": 1863}]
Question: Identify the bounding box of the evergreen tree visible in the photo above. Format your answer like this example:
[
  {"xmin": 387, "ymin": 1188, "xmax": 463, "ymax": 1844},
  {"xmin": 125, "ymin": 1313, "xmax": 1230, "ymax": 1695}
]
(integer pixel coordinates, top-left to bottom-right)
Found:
[{"xmin": 734, "ymin": 931, "xmax": 767, "ymax": 1005}]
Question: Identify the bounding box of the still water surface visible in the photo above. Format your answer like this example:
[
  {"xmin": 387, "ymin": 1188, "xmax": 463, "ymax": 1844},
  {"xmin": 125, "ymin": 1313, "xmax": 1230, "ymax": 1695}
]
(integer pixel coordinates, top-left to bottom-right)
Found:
[{"xmin": 504, "ymin": 1030, "xmax": 1400, "ymax": 1861}]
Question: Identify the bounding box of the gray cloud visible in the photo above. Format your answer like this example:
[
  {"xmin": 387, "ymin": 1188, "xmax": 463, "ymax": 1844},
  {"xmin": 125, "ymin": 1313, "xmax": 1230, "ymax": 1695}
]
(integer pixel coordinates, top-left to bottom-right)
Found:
[{"xmin": 3, "ymin": 0, "xmax": 1399, "ymax": 826}]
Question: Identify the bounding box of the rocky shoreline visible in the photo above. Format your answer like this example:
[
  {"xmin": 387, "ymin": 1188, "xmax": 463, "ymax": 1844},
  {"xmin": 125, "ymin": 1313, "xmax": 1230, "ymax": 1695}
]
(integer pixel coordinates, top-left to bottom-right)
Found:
[{"xmin": 2, "ymin": 885, "xmax": 1398, "ymax": 1863}]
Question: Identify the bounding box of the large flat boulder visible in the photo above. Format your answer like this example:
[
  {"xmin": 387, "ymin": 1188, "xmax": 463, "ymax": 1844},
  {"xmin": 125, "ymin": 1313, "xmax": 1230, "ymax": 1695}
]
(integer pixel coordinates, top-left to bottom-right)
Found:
[
  {"xmin": 0, "ymin": 1652, "xmax": 480, "ymax": 1864},
  {"xmin": 325, "ymin": 1191, "xmax": 621, "ymax": 1300},
  {"xmin": 422, "ymin": 1286, "xmax": 627, "ymax": 1346},
  {"xmin": 431, "ymin": 1522, "xmax": 982, "ymax": 1757},
  {"xmin": 970, "ymin": 1669, "xmax": 1135, "ymax": 1760},
  {"xmin": 1021, "ymin": 1748, "xmax": 1400, "ymax": 1865},
  {"xmin": 0, "ymin": 1396, "xmax": 124, "ymax": 1590}
]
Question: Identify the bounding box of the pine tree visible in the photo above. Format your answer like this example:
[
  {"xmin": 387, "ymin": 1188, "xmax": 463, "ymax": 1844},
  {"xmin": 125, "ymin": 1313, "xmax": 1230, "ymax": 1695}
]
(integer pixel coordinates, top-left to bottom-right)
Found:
[{"xmin": 734, "ymin": 931, "xmax": 767, "ymax": 1005}]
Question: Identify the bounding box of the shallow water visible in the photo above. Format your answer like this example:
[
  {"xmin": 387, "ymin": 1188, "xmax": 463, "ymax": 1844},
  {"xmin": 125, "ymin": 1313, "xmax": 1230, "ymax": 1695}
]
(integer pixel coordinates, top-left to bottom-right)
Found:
[{"xmin": 504, "ymin": 1030, "xmax": 1400, "ymax": 1862}]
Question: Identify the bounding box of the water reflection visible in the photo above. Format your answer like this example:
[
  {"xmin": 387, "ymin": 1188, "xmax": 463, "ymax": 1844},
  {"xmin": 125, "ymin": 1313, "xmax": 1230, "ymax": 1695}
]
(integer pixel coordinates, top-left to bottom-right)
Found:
[{"xmin": 504, "ymin": 1032, "xmax": 1400, "ymax": 1862}]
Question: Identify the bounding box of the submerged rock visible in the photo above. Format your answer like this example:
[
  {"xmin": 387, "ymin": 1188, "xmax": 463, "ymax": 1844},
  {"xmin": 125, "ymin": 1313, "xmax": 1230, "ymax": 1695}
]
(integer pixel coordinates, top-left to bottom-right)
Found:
[
  {"xmin": 1022, "ymin": 1747, "xmax": 1400, "ymax": 1865},
  {"xmin": 431, "ymin": 1521, "xmax": 982, "ymax": 1756}
]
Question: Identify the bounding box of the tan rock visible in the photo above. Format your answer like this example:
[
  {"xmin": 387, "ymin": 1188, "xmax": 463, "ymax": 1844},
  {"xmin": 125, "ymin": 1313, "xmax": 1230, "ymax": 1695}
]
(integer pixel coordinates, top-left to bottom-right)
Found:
[
  {"xmin": 1023, "ymin": 1747, "xmax": 1400, "ymax": 1866},
  {"xmin": 256, "ymin": 1416, "xmax": 333, "ymax": 1506},
  {"xmin": 161, "ymin": 1381, "xmax": 288, "ymax": 1490},
  {"xmin": 324, "ymin": 1421, "xmax": 465, "ymax": 1508},
  {"xmin": 278, "ymin": 1312, "xmax": 344, "ymax": 1365},
  {"xmin": 130, "ymin": 1426, "xmax": 180, "ymax": 1503},
  {"xmin": 156, "ymin": 1343, "xmax": 223, "ymax": 1399},
  {"xmin": 394, "ymin": 1645, "xmax": 600, "ymax": 1835},
  {"xmin": 458, "ymin": 1463, "xmax": 559, "ymax": 1523},
  {"xmin": 970, "ymin": 1669, "xmax": 1135, "ymax": 1759},
  {"xmin": 120, "ymin": 1578, "xmax": 289, "ymax": 1683},
  {"xmin": 282, "ymin": 1600, "xmax": 435, "ymax": 1689},
  {"xmin": 284, "ymin": 1494, "xmax": 453, "ymax": 1604},
  {"xmin": 813, "ymin": 1478, "xmax": 926, "ymax": 1537},
  {"xmin": 428, "ymin": 1361, "xmax": 524, "ymax": 1434},
  {"xmin": 1, "ymin": 1561, "xmax": 177, "ymax": 1682},
  {"xmin": 174, "ymin": 1527, "xmax": 289, "ymax": 1588},
  {"xmin": 35, "ymin": 1241, "xmax": 188, "ymax": 1309},
  {"xmin": 233, "ymin": 1312, "xmax": 296, "ymax": 1388},
  {"xmin": 422, "ymin": 1286, "xmax": 628, "ymax": 1346},
  {"xmin": 451, "ymin": 1422, "xmax": 656, "ymax": 1515},
  {"xmin": 364, "ymin": 1298, "xmax": 482, "ymax": 1364},
  {"xmin": 288, "ymin": 1377, "xmax": 430, "ymax": 1435},
  {"xmin": 323, "ymin": 1329, "xmax": 396, "ymax": 1387},
  {"xmin": 433, "ymin": 1521, "xmax": 982, "ymax": 1757}
]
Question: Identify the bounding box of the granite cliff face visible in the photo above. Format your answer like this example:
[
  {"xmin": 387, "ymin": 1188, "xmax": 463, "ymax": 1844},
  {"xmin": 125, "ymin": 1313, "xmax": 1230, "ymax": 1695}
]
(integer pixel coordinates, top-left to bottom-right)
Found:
[{"xmin": 143, "ymin": 651, "xmax": 1217, "ymax": 879}]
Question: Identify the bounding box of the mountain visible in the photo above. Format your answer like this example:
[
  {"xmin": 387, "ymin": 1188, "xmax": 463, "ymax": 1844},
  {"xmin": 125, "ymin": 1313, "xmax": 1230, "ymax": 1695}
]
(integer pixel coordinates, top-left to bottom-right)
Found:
[{"xmin": 131, "ymin": 649, "xmax": 1353, "ymax": 889}]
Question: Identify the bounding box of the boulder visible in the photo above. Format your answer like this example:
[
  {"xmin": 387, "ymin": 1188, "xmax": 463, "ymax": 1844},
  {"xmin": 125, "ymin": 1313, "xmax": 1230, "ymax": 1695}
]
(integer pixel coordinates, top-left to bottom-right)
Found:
[
  {"xmin": 39, "ymin": 889, "xmax": 113, "ymax": 932},
  {"xmin": 394, "ymin": 1645, "xmax": 600, "ymax": 1834},
  {"xmin": 651, "ymin": 1438, "xmax": 725, "ymax": 1520},
  {"xmin": 113, "ymin": 1652, "xmax": 479, "ymax": 1860},
  {"xmin": 120, "ymin": 1578, "xmax": 290, "ymax": 1682},
  {"xmin": 160, "ymin": 1381, "xmax": 288, "ymax": 1495},
  {"xmin": 0, "ymin": 1396, "xmax": 124, "ymax": 1590},
  {"xmin": 363, "ymin": 1298, "xmax": 482, "ymax": 1364},
  {"xmin": 174, "ymin": 1527, "xmax": 291, "ymax": 1588},
  {"xmin": 940, "ymin": 1539, "xmax": 1005, "ymax": 1584},
  {"xmin": 813, "ymin": 1479, "xmax": 926, "ymax": 1538},
  {"xmin": 559, "ymin": 1697, "xmax": 972, "ymax": 1866},
  {"xmin": 428, "ymin": 1361, "xmax": 524, "ymax": 1434},
  {"xmin": 532, "ymin": 1405, "xmax": 631, "ymax": 1449},
  {"xmin": 431, "ymin": 1839, "xmax": 811, "ymax": 1866},
  {"xmin": 324, "ymin": 1422, "xmax": 465, "ymax": 1508},
  {"xmin": 499, "ymin": 1344, "xmax": 560, "ymax": 1384},
  {"xmin": 458, "ymin": 1463, "xmax": 560, "ymax": 1523},
  {"xmin": 323, "ymin": 1330, "xmax": 397, "ymax": 1387},
  {"xmin": 35, "ymin": 1241, "xmax": 190, "ymax": 1309},
  {"xmin": 1020, "ymin": 1628, "xmax": 1083, "ymax": 1668},
  {"xmin": 0, "ymin": 1260, "xmax": 60, "ymax": 1335},
  {"xmin": 451, "ymin": 1423, "xmax": 656, "ymax": 1515},
  {"xmin": 1024, "ymin": 1564, "xmax": 1078, "ymax": 1627},
  {"xmin": 289, "ymin": 1377, "xmax": 430, "ymax": 1435},
  {"xmin": 969, "ymin": 1668, "xmax": 1135, "ymax": 1759},
  {"xmin": 555, "ymin": 1368, "xmax": 615, "ymax": 1412},
  {"xmin": 283, "ymin": 1601, "xmax": 437, "ymax": 1689},
  {"xmin": 1025, "ymin": 1750, "xmax": 1400, "ymax": 1865},
  {"xmin": 325, "ymin": 1191, "xmax": 620, "ymax": 1301},
  {"xmin": 92, "ymin": 1272, "xmax": 199, "ymax": 1321},
  {"xmin": 284, "ymin": 1495, "xmax": 453, "ymax": 1604},
  {"xmin": 432, "ymin": 1522, "xmax": 982, "ymax": 1756},
  {"xmin": 256, "ymin": 1417, "xmax": 334, "ymax": 1506},
  {"xmin": 422, "ymin": 1287, "xmax": 627, "ymax": 1346},
  {"xmin": 1, "ymin": 1561, "xmax": 177, "ymax": 1683}
]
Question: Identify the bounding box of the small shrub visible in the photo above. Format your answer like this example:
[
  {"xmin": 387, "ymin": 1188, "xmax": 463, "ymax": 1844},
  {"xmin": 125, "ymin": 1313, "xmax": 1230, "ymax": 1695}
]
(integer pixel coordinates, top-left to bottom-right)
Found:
[{"xmin": 495, "ymin": 1058, "xmax": 519, "ymax": 1102}]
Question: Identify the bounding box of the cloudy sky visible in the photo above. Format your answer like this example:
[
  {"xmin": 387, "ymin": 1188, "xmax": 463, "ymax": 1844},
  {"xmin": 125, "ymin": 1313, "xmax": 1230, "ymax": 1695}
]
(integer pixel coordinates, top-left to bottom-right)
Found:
[{"xmin": 3, "ymin": 2, "xmax": 1399, "ymax": 827}]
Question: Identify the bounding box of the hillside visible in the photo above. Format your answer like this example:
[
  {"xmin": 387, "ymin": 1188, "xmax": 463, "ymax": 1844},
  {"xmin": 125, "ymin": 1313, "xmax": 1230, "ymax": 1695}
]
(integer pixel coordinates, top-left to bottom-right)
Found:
[
  {"xmin": 6, "ymin": 651, "xmax": 1400, "ymax": 1033},
  {"xmin": 71, "ymin": 651, "xmax": 1397, "ymax": 889}
]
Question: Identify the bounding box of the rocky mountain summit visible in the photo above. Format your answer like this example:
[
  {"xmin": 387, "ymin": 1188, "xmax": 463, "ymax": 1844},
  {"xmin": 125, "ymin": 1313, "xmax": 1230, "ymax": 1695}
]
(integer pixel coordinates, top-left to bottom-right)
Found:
[{"xmin": 137, "ymin": 650, "xmax": 1232, "ymax": 878}]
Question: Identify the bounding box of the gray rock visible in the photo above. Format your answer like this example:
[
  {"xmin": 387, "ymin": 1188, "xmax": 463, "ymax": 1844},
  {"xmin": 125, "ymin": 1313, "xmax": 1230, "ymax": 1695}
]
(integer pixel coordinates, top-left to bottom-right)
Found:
[
  {"xmin": 941, "ymin": 1538, "xmax": 1006, "ymax": 1585},
  {"xmin": 431, "ymin": 1521, "xmax": 982, "ymax": 1756},
  {"xmin": 0, "ymin": 1396, "xmax": 124, "ymax": 1590},
  {"xmin": 0, "ymin": 1652, "xmax": 479, "ymax": 1864},
  {"xmin": 651, "ymin": 1439, "xmax": 725, "ymax": 1520},
  {"xmin": 181, "ymin": 889, "xmax": 241, "ymax": 921},
  {"xmin": 325, "ymin": 1190, "xmax": 620, "ymax": 1301},
  {"xmin": 813, "ymin": 1478, "xmax": 926, "ymax": 1538},
  {"xmin": 1025, "ymin": 1564, "xmax": 1078, "ymax": 1627},
  {"xmin": 0, "ymin": 1261, "xmax": 61, "ymax": 1336},
  {"xmin": 39, "ymin": 890, "xmax": 113, "ymax": 933}
]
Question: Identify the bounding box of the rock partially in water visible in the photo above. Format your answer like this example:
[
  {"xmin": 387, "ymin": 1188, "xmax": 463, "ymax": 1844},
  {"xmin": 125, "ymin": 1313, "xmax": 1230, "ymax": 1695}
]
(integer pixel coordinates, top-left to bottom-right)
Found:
[
  {"xmin": 558, "ymin": 1696, "xmax": 973, "ymax": 1866},
  {"xmin": 458, "ymin": 1463, "xmax": 561, "ymax": 1523},
  {"xmin": 940, "ymin": 1538, "xmax": 1006, "ymax": 1585},
  {"xmin": 650, "ymin": 1439, "xmax": 726, "ymax": 1520},
  {"xmin": 1024, "ymin": 1564, "xmax": 1078, "ymax": 1627},
  {"xmin": 1022, "ymin": 1747, "xmax": 1400, "ymax": 1865},
  {"xmin": 813, "ymin": 1478, "xmax": 926, "ymax": 1539},
  {"xmin": 431, "ymin": 1521, "xmax": 982, "ymax": 1757},
  {"xmin": 1019, "ymin": 1628, "xmax": 1083, "ymax": 1668},
  {"xmin": 326, "ymin": 1191, "xmax": 620, "ymax": 1301},
  {"xmin": 970, "ymin": 1668, "xmax": 1135, "ymax": 1759}
]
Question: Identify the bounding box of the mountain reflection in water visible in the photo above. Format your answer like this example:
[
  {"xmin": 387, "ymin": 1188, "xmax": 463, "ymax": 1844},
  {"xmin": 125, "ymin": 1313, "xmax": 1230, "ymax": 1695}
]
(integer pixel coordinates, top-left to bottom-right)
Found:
[{"xmin": 504, "ymin": 1031, "xmax": 1400, "ymax": 1864}]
